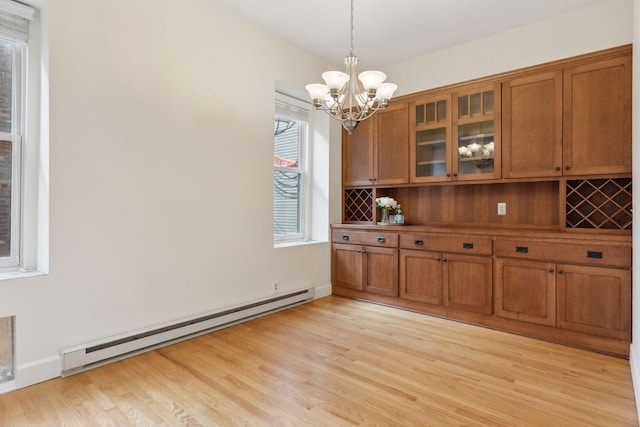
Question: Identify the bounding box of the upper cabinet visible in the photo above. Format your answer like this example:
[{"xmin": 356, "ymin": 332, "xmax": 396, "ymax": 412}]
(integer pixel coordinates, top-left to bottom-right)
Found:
[
  {"xmin": 563, "ymin": 55, "xmax": 632, "ymax": 176},
  {"xmin": 502, "ymin": 71, "xmax": 563, "ymax": 178},
  {"xmin": 453, "ymin": 83, "xmax": 501, "ymax": 181},
  {"xmin": 343, "ymin": 102, "xmax": 409, "ymax": 187},
  {"xmin": 410, "ymin": 82, "xmax": 501, "ymax": 183},
  {"xmin": 410, "ymin": 93, "xmax": 452, "ymax": 183},
  {"xmin": 503, "ymin": 50, "xmax": 631, "ymax": 178}
]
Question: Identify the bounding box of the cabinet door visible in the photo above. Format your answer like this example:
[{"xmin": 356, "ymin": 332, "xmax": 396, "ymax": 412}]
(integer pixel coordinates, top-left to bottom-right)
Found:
[
  {"xmin": 502, "ymin": 71, "xmax": 563, "ymax": 178},
  {"xmin": 375, "ymin": 102, "xmax": 409, "ymax": 185},
  {"xmin": 364, "ymin": 246, "xmax": 398, "ymax": 296},
  {"xmin": 342, "ymin": 119, "xmax": 374, "ymax": 186},
  {"xmin": 443, "ymin": 253, "xmax": 492, "ymax": 314},
  {"xmin": 494, "ymin": 258, "xmax": 556, "ymax": 326},
  {"xmin": 399, "ymin": 249, "xmax": 443, "ymax": 305},
  {"xmin": 410, "ymin": 95, "xmax": 452, "ymax": 183},
  {"xmin": 453, "ymin": 83, "xmax": 501, "ymax": 181},
  {"xmin": 563, "ymin": 55, "xmax": 632, "ymax": 175},
  {"xmin": 332, "ymin": 243, "xmax": 364, "ymax": 291},
  {"xmin": 557, "ymin": 264, "xmax": 631, "ymax": 340}
]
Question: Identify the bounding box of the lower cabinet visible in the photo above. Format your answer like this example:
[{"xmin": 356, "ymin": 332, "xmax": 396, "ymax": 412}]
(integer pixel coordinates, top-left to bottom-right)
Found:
[
  {"xmin": 332, "ymin": 227, "xmax": 632, "ymax": 356},
  {"xmin": 400, "ymin": 250, "xmax": 492, "ymax": 314},
  {"xmin": 333, "ymin": 243, "xmax": 398, "ymax": 297},
  {"xmin": 557, "ymin": 264, "xmax": 631, "ymax": 340},
  {"xmin": 495, "ymin": 258, "xmax": 631, "ymax": 340}
]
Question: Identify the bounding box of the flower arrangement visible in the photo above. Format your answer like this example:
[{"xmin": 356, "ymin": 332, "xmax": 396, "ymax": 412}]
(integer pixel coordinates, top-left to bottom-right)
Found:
[{"xmin": 376, "ymin": 197, "xmax": 398, "ymax": 210}]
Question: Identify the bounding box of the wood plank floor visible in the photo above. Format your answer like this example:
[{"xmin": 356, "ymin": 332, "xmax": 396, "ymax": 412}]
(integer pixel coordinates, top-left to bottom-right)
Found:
[{"xmin": 0, "ymin": 295, "xmax": 637, "ymax": 426}]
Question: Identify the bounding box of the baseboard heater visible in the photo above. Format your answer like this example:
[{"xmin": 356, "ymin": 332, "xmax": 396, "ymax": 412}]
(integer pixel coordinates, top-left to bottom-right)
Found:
[{"xmin": 61, "ymin": 287, "xmax": 314, "ymax": 377}]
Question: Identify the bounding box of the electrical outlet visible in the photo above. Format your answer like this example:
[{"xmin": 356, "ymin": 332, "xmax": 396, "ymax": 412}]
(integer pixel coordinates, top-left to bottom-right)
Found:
[
  {"xmin": 273, "ymin": 281, "xmax": 279, "ymax": 292},
  {"xmin": 497, "ymin": 202, "xmax": 507, "ymax": 216}
]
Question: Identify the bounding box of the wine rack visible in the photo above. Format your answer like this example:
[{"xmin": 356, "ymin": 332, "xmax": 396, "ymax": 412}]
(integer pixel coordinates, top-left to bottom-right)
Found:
[
  {"xmin": 344, "ymin": 188, "xmax": 373, "ymax": 223},
  {"xmin": 566, "ymin": 178, "xmax": 632, "ymax": 230}
]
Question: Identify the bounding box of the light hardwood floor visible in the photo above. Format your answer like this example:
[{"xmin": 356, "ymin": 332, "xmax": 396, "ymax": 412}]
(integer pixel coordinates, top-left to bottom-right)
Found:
[{"xmin": 0, "ymin": 295, "xmax": 637, "ymax": 426}]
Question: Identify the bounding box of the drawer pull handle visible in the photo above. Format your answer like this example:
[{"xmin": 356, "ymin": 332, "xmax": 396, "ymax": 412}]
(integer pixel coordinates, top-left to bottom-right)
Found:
[
  {"xmin": 377, "ymin": 237, "xmax": 385, "ymax": 243},
  {"xmin": 414, "ymin": 239, "xmax": 424, "ymax": 246},
  {"xmin": 587, "ymin": 251, "xmax": 603, "ymax": 259},
  {"xmin": 516, "ymin": 246, "xmax": 529, "ymax": 253},
  {"xmin": 463, "ymin": 242, "xmax": 474, "ymax": 249},
  {"xmin": 342, "ymin": 235, "xmax": 349, "ymax": 241}
]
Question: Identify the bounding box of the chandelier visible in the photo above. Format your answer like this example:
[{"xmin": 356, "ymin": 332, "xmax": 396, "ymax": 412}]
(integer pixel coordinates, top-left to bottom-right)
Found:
[{"xmin": 305, "ymin": 0, "xmax": 397, "ymax": 134}]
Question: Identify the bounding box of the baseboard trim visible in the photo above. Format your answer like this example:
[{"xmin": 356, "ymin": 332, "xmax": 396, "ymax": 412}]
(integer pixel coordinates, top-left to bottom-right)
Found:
[
  {"xmin": 16, "ymin": 355, "xmax": 60, "ymax": 388},
  {"xmin": 314, "ymin": 283, "xmax": 332, "ymax": 299}
]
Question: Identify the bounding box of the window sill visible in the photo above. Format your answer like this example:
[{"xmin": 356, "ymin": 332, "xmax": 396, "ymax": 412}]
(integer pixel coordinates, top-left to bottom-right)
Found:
[
  {"xmin": 274, "ymin": 239, "xmax": 326, "ymax": 249},
  {"xmin": 0, "ymin": 268, "xmax": 47, "ymax": 281}
]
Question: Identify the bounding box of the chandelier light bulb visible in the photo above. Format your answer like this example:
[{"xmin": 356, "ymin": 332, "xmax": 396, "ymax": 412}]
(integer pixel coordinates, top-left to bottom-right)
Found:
[
  {"xmin": 358, "ymin": 70, "xmax": 386, "ymax": 91},
  {"xmin": 321, "ymin": 71, "xmax": 350, "ymax": 91}
]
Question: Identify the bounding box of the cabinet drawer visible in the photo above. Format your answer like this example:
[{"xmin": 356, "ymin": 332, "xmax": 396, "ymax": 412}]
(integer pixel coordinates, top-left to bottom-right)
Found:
[
  {"xmin": 332, "ymin": 230, "xmax": 399, "ymax": 247},
  {"xmin": 400, "ymin": 234, "xmax": 492, "ymax": 255},
  {"xmin": 494, "ymin": 239, "xmax": 630, "ymax": 268}
]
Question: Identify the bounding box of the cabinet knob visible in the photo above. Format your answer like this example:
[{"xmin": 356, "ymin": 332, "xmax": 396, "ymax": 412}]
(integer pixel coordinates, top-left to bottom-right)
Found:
[
  {"xmin": 452, "ymin": 173, "xmax": 458, "ymax": 177},
  {"xmin": 558, "ymin": 270, "xmax": 564, "ymax": 275},
  {"xmin": 548, "ymin": 268, "xmax": 554, "ymax": 273},
  {"xmin": 414, "ymin": 239, "xmax": 424, "ymax": 246},
  {"xmin": 446, "ymin": 173, "xmax": 451, "ymax": 177},
  {"xmin": 436, "ymin": 257, "xmax": 441, "ymax": 261},
  {"xmin": 555, "ymin": 166, "xmax": 561, "ymax": 171},
  {"xmin": 564, "ymin": 165, "xmax": 571, "ymax": 171},
  {"xmin": 342, "ymin": 235, "xmax": 350, "ymax": 241},
  {"xmin": 362, "ymin": 249, "xmax": 367, "ymax": 254},
  {"xmin": 442, "ymin": 258, "xmax": 448, "ymax": 262},
  {"xmin": 377, "ymin": 237, "xmax": 385, "ymax": 243}
]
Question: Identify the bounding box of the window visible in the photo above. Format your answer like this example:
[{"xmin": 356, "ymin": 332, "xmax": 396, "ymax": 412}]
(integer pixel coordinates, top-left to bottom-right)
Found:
[
  {"xmin": 0, "ymin": 1, "xmax": 35, "ymax": 271},
  {"xmin": 273, "ymin": 94, "xmax": 310, "ymax": 242}
]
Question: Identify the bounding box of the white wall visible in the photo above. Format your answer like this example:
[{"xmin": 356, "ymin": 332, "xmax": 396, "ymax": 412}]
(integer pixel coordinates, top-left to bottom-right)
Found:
[
  {"xmin": 0, "ymin": 0, "xmax": 342, "ymax": 388},
  {"xmin": 384, "ymin": 0, "xmax": 632, "ymax": 96}
]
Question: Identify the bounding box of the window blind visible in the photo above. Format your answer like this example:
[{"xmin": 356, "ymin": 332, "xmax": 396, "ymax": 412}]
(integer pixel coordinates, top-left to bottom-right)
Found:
[{"xmin": 0, "ymin": 0, "xmax": 34, "ymax": 44}]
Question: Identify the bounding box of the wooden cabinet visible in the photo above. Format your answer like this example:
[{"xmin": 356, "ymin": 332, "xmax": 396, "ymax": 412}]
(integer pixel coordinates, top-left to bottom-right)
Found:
[
  {"xmin": 557, "ymin": 264, "xmax": 631, "ymax": 340},
  {"xmin": 399, "ymin": 234, "xmax": 493, "ymax": 314},
  {"xmin": 410, "ymin": 94, "xmax": 452, "ymax": 183},
  {"xmin": 495, "ymin": 258, "xmax": 556, "ymax": 326},
  {"xmin": 563, "ymin": 55, "xmax": 632, "ymax": 175},
  {"xmin": 343, "ymin": 102, "xmax": 409, "ymax": 186},
  {"xmin": 410, "ymin": 83, "xmax": 501, "ymax": 183},
  {"xmin": 502, "ymin": 71, "xmax": 563, "ymax": 178},
  {"xmin": 331, "ymin": 230, "xmax": 399, "ymax": 297},
  {"xmin": 494, "ymin": 238, "xmax": 631, "ymax": 341},
  {"xmin": 453, "ymin": 83, "xmax": 501, "ymax": 181},
  {"xmin": 502, "ymin": 51, "xmax": 631, "ymax": 178}
]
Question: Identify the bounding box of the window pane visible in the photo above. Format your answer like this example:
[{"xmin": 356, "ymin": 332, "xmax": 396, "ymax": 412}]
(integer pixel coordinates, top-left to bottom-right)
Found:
[
  {"xmin": 274, "ymin": 170, "xmax": 300, "ymax": 235},
  {"xmin": 0, "ymin": 139, "xmax": 10, "ymax": 257},
  {"xmin": 0, "ymin": 40, "xmax": 11, "ymax": 133},
  {"xmin": 274, "ymin": 119, "xmax": 298, "ymax": 167}
]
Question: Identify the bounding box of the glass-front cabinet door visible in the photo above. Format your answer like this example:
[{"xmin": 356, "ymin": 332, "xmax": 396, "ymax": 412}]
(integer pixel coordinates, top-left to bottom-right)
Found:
[
  {"xmin": 410, "ymin": 94, "xmax": 452, "ymax": 183},
  {"xmin": 453, "ymin": 83, "xmax": 501, "ymax": 181}
]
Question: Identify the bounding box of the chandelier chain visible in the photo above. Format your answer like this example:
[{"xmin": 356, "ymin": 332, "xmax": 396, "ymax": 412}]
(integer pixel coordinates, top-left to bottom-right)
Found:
[{"xmin": 349, "ymin": 0, "xmax": 354, "ymax": 56}]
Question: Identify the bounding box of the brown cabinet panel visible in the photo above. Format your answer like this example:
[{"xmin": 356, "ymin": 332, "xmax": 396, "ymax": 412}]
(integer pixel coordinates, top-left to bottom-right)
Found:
[
  {"xmin": 332, "ymin": 243, "xmax": 364, "ymax": 291},
  {"xmin": 332, "ymin": 230, "xmax": 399, "ymax": 247},
  {"xmin": 375, "ymin": 103, "xmax": 409, "ymax": 185},
  {"xmin": 557, "ymin": 264, "xmax": 631, "ymax": 340},
  {"xmin": 502, "ymin": 71, "xmax": 563, "ymax": 178},
  {"xmin": 495, "ymin": 258, "xmax": 556, "ymax": 326},
  {"xmin": 399, "ymin": 249, "xmax": 443, "ymax": 305},
  {"xmin": 343, "ymin": 102, "xmax": 409, "ymax": 187},
  {"xmin": 400, "ymin": 233, "xmax": 492, "ymax": 255},
  {"xmin": 563, "ymin": 55, "xmax": 632, "ymax": 175},
  {"xmin": 365, "ymin": 246, "xmax": 399, "ymax": 297},
  {"xmin": 444, "ymin": 253, "xmax": 493, "ymax": 315},
  {"xmin": 343, "ymin": 119, "xmax": 374, "ymax": 186},
  {"xmin": 494, "ymin": 239, "xmax": 631, "ymax": 268}
]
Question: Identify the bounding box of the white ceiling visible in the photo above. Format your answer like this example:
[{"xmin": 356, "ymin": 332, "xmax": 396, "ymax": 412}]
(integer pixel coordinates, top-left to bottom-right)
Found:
[{"xmin": 214, "ymin": 0, "xmax": 609, "ymax": 69}]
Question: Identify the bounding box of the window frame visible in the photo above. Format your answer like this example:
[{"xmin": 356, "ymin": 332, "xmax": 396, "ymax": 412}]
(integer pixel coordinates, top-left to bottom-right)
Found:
[{"xmin": 273, "ymin": 93, "xmax": 311, "ymax": 244}]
